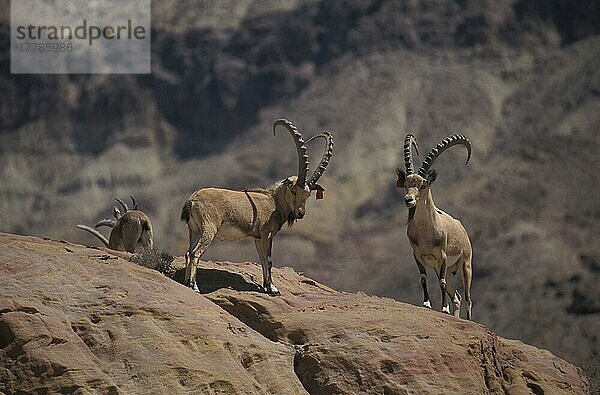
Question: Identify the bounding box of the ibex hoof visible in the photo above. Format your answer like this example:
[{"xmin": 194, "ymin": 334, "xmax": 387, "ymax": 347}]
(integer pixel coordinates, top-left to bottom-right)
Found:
[
  {"xmin": 423, "ymin": 300, "xmax": 432, "ymax": 309},
  {"xmin": 188, "ymin": 281, "xmax": 200, "ymax": 293},
  {"xmin": 442, "ymin": 305, "xmax": 451, "ymax": 314},
  {"xmin": 264, "ymin": 284, "xmax": 280, "ymax": 296}
]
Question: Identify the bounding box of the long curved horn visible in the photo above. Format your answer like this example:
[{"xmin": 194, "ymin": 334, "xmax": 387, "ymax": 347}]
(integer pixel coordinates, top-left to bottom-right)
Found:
[
  {"xmin": 115, "ymin": 198, "xmax": 129, "ymax": 212},
  {"xmin": 273, "ymin": 119, "xmax": 309, "ymax": 187},
  {"xmin": 306, "ymin": 131, "xmax": 334, "ymax": 188},
  {"xmin": 404, "ymin": 134, "xmax": 419, "ymax": 175},
  {"xmin": 130, "ymin": 196, "xmax": 138, "ymax": 210},
  {"xmin": 76, "ymin": 225, "xmax": 109, "ymax": 247},
  {"xmin": 418, "ymin": 134, "xmax": 471, "ymax": 177},
  {"xmin": 95, "ymin": 219, "xmax": 116, "ymax": 228}
]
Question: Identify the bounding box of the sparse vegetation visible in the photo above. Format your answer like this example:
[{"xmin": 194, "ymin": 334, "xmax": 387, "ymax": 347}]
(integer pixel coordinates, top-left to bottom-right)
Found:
[
  {"xmin": 582, "ymin": 359, "xmax": 600, "ymax": 395},
  {"xmin": 129, "ymin": 248, "xmax": 176, "ymax": 278}
]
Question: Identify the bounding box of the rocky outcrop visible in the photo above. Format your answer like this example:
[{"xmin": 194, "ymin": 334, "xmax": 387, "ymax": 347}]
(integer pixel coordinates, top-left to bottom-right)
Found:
[
  {"xmin": 0, "ymin": 233, "xmax": 589, "ymax": 394},
  {"xmin": 0, "ymin": 233, "xmax": 305, "ymax": 394}
]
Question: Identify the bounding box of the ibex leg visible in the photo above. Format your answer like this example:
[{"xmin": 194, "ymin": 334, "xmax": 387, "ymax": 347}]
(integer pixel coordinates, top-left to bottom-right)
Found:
[
  {"xmin": 444, "ymin": 271, "xmax": 461, "ymax": 318},
  {"xmin": 461, "ymin": 256, "xmax": 473, "ymax": 320},
  {"xmin": 439, "ymin": 251, "xmax": 450, "ymax": 314},
  {"xmin": 255, "ymin": 238, "xmax": 279, "ymax": 296},
  {"xmin": 185, "ymin": 222, "xmax": 216, "ymax": 293},
  {"xmin": 415, "ymin": 257, "xmax": 431, "ymax": 309}
]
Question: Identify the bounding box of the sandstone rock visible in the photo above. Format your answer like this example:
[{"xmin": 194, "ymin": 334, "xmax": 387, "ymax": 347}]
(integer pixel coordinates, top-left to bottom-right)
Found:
[
  {"xmin": 0, "ymin": 233, "xmax": 590, "ymax": 394},
  {"xmin": 0, "ymin": 233, "xmax": 305, "ymax": 394},
  {"xmin": 192, "ymin": 261, "xmax": 590, "ymax": 394}
]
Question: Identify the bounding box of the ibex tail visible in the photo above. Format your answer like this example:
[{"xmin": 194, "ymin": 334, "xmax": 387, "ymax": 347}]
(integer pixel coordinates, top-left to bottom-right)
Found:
[{"xmin": 180, "ymin": 200, "xmax": 192, "ymax": 223}]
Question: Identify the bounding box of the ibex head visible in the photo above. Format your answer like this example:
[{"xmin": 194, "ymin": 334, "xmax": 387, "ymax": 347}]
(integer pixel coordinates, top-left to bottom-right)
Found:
[
  {"xmin": 397, "ymin": 133, "xmax": 471, "ymax": 209},
  {"xmin": 273, "ymin": 119, "xmax": 334, "ymax": 224},
  {"xmin": 280, "ymin": 175, "xmax": 311, "ymax": 222},
  {"xmin": 114, "ymin": 196, "xmax": 138, "ymax": 213},
  {"xmin": 112, "ymin": 195, "xmax": 140, "ymax": 220}
]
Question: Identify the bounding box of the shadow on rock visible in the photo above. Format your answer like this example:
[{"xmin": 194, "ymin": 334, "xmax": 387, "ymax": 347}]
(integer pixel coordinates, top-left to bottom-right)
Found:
[{"xmin": 171, "ymin": 267, "xmax": 262, "ymax": 294}]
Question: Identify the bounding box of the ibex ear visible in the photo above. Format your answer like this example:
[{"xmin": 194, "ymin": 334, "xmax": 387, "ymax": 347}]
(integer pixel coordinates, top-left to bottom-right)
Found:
[
  {"xmin": 313, "ymin": 183, "xmax": 325, "ymax": 200},
  {"xmin": 113, "ymin": 206, "xmax": 122, "ymax": 220},
  {"xmin": 396, "ymin": 168, "xmax": 406, "ymax": 188},
  {"xmin": 282, "ymin": 177, "xmax": 293, "ymax": 186},
  {"xmin": 426, "ymin": 169, "xmax": 438, "ymax": 185}
]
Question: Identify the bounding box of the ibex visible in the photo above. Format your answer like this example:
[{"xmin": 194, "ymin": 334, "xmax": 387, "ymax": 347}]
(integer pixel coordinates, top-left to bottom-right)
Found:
[
  {"xmin": 77, "ymin": 196, "xmax": 154, "ymax": 253},
  {"xmin": 396, "ymin": 134, "xmax": 473, "ymax": 319},
  {"xmin": 180, "ymin": 119, "xmax": 334, "ymax": 295}
]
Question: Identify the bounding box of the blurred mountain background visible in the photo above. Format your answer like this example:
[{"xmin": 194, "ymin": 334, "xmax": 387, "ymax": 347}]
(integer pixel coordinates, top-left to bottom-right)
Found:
[{"xmin": 1, "ymin": 0, "xmax": 598, "ymax": 374}]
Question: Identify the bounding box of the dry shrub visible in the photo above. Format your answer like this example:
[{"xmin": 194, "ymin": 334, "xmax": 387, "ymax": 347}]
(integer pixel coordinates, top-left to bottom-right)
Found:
[{"xmin": 129, "ymin": 248, "xmax": 177, "ymax": 278}]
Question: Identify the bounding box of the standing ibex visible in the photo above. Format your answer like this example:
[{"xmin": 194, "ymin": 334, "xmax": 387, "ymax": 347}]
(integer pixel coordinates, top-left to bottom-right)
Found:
[
  {"xmin": 77, "ymin": 196, "xmax": 154, "ymax": 253},
  {"xmin": 180, "ymin": 119, "xmax": 334, "ymax": 295},
  {"xmin": 396, "ymin": 134, "xmax": 473, "ymax": 319}
]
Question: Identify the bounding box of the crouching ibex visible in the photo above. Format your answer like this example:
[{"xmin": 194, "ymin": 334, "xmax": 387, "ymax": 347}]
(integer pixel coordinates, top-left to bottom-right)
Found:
[
  {"xmin": 77, "ymin": 196, "xmax": 153, "ymax": 253},
  {"xmin": 181, "ymin": 119, "xmax": 334, "ymax": 295},
  {"xmin": 396, "ymin": 134, "xmax": 473, "ymax": 319}
]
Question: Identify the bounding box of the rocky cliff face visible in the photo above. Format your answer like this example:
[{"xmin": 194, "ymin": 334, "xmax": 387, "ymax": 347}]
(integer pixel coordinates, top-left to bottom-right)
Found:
[
  {"xmin": 1, "ymin": 0, "xmax": 599, "ymax": 378},
  {"xmin": 0, "ymin": 233, "xmax": 590, "ymax": 394}
]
